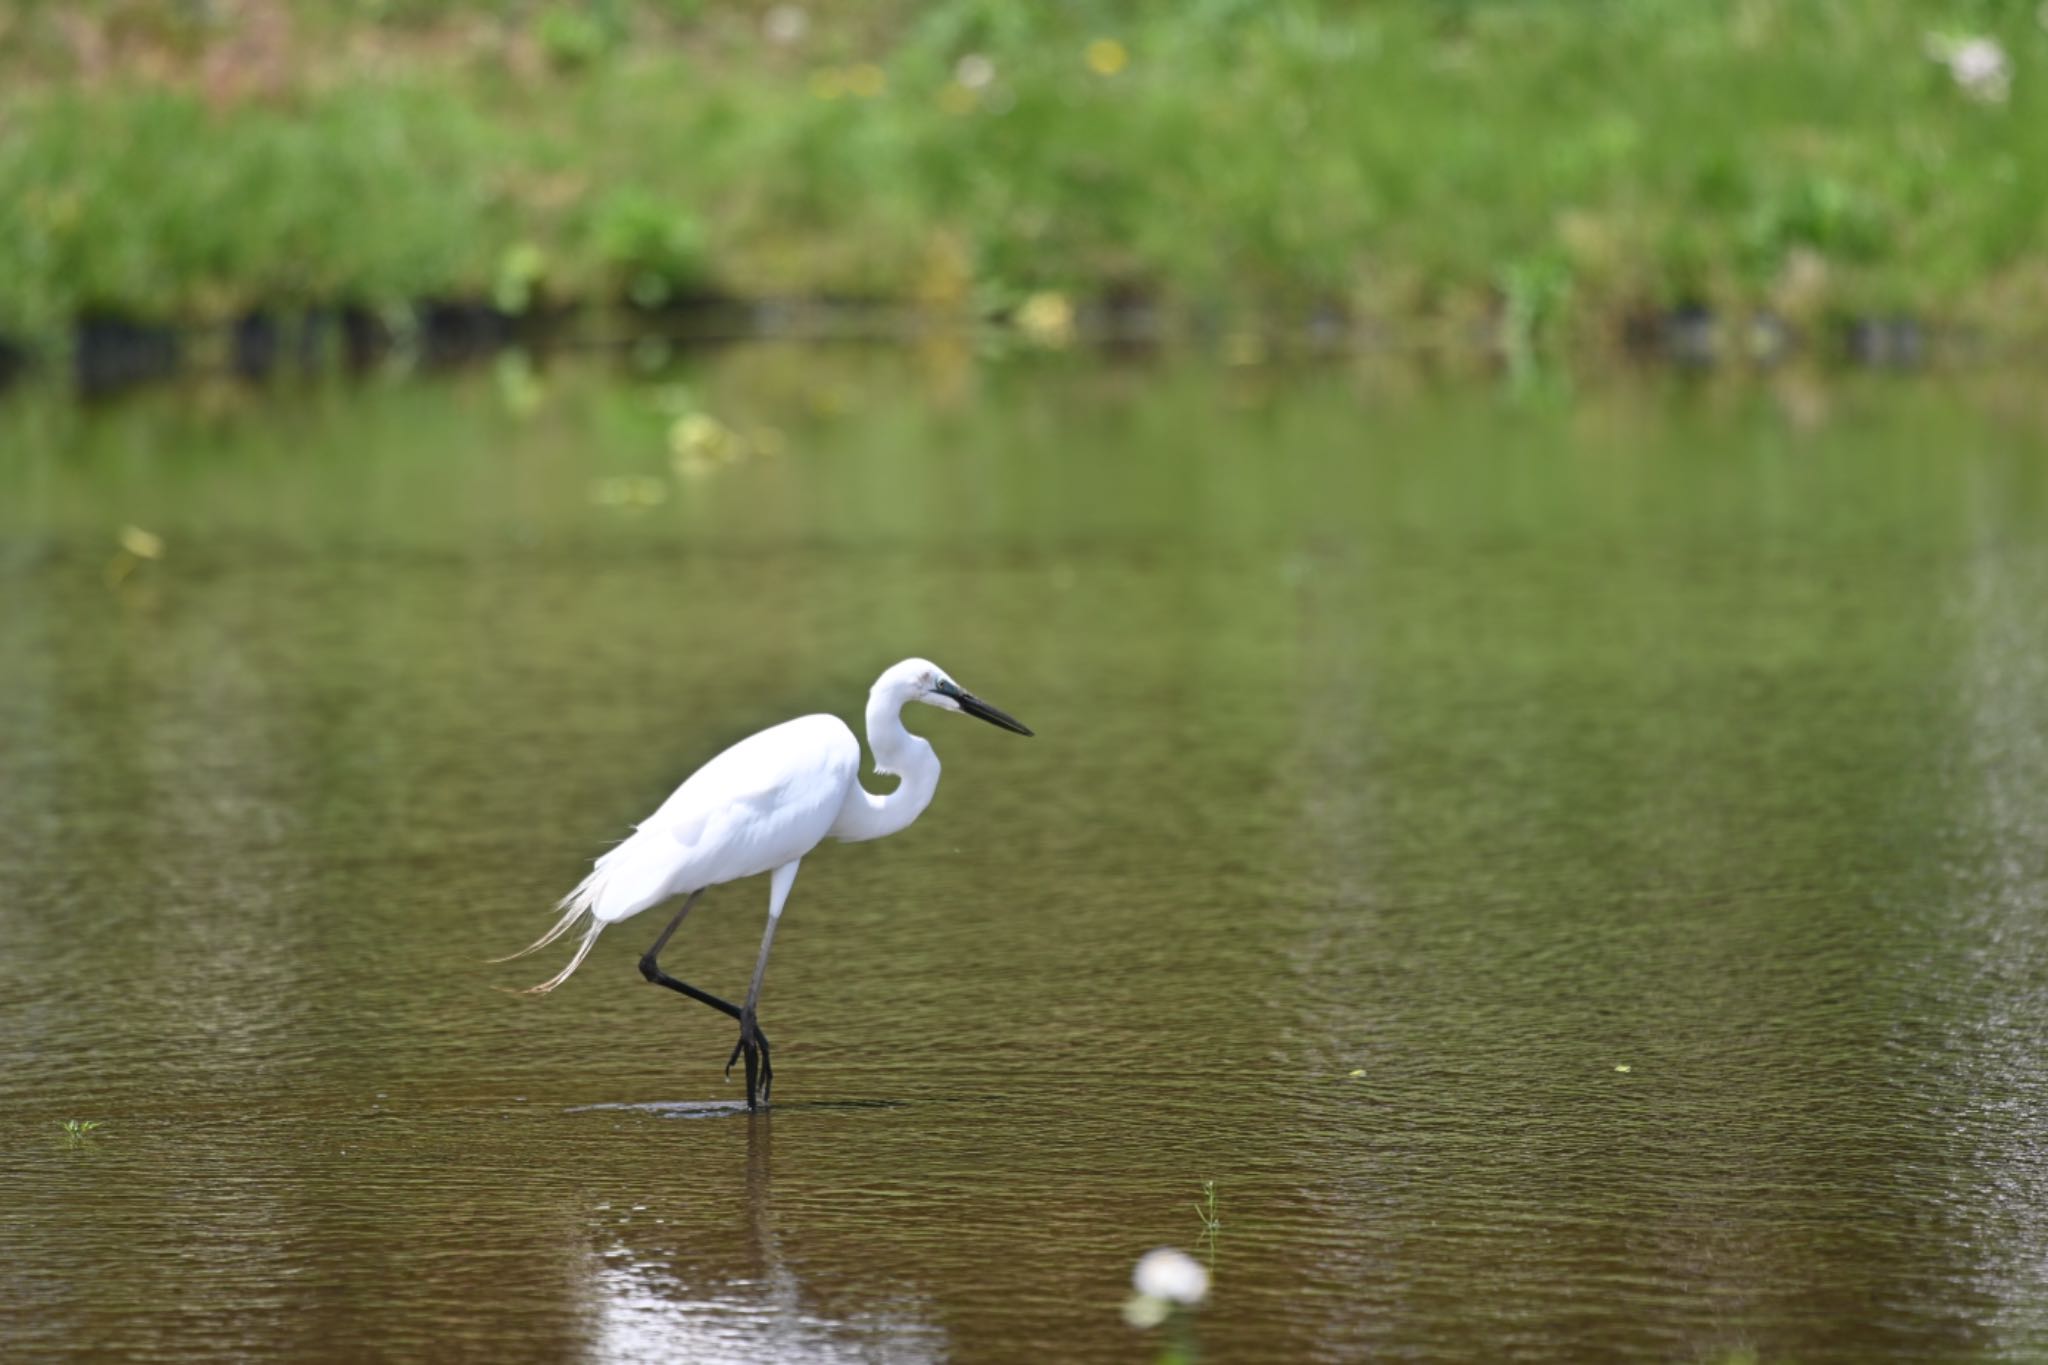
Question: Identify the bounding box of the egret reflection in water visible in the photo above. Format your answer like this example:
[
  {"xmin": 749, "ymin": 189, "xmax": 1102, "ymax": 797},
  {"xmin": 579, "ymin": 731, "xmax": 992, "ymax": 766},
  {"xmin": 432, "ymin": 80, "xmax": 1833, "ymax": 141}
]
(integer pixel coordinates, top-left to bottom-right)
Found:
[{"xmin": 582, "ymin": 1119, "xmax": 948, "ymax": 1364}]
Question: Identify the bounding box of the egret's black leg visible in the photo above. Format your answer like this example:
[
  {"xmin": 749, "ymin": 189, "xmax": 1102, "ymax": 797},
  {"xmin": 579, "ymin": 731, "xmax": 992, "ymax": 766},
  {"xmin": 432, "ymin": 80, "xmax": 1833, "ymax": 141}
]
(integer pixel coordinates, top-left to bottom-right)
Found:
[
  {"xmin": 637, "ymin": 889, "xmax": 724, "ymax": 1011},
  {"xmin": 728, "ymin": 871, "xmax": 792, "ymax": 1112},
  {"xmin": 724, "ymin": 1013, "xmax": 772, "ymax": 1106},
  {"xmin": 640, "ymin": 957, "xmax": 741, "ymax": 1021},
  {"xmin": 637, "ymin": 890, "xmax": 775, "ymax": 1080}
]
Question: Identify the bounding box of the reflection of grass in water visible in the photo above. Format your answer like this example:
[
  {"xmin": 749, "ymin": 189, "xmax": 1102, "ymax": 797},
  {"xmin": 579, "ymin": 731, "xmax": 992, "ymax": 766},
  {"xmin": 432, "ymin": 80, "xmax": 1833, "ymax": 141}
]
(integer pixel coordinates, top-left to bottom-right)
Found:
[{"xmin": 2, "ymin": 3, "xmax": 2046, "ymax": 338}]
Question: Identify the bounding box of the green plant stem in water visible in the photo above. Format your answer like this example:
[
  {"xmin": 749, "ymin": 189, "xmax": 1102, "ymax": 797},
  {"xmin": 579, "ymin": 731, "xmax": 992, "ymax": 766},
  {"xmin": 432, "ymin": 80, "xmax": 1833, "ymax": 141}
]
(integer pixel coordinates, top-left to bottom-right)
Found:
[{"xmin": 1193, "ymin": 1180, "xmax": 1222, "ymax": 1255}]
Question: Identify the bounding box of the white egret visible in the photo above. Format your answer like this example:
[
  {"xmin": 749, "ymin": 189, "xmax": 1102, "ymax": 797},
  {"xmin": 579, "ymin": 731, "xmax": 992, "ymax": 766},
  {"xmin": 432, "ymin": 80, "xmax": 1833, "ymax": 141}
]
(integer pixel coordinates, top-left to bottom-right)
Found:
[{"xmin": 500, "ymin": 657, "xmax": 1032, "ymax": 1110}]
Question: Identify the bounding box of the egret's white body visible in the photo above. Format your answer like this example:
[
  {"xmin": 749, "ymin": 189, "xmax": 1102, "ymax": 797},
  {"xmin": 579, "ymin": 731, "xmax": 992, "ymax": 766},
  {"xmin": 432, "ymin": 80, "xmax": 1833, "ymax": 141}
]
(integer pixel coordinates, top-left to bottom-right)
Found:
[
  {"xmin": 583, "ymin": 714, "xmax": 862, "ymax": 928},
  {"xmin": 501, "ymin": 657, "xmax": 1031, "ymax": 1109}
]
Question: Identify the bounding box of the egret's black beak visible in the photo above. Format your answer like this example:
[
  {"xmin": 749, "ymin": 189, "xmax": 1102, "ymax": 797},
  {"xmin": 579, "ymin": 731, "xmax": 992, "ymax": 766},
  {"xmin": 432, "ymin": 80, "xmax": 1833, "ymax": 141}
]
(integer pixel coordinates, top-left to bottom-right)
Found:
[{"xmin": 936, "ymin": 680, "xmax": 1034, "ymax": 736}]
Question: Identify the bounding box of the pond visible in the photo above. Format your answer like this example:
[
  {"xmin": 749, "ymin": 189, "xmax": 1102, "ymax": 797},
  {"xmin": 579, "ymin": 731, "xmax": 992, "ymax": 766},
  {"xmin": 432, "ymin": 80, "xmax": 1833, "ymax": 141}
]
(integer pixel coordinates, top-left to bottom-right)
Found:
[{"xmin": 3, "ymin": 350, "xmax": 2047, "ymax": 1362}]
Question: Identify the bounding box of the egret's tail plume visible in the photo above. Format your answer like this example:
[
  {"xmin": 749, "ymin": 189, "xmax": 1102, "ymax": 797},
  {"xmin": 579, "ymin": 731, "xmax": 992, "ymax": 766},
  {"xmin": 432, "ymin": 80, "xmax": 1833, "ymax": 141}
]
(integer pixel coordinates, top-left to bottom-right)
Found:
[
  {"xmin": 522, "ymin": 919, "xmax": 603, "ymax": 995},
  {"xmin": 492, "ymin": 865, "xmax": 610, "ymax": 992},
  {"xmin": 491, "ymin": 900, "xmax": 585, "ymax": 965}
]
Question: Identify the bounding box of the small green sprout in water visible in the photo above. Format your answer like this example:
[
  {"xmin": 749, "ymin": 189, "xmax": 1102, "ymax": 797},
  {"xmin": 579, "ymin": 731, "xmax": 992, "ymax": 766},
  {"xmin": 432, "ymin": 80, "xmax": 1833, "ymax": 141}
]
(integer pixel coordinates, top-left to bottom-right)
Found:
[
  {"xmin": 1192, "ymin": 1181, "xmax": 1223, "ymax": 1242},
  {"xmin": 62, "ymin": 1119, "xmax": 103, "ymax": 1140},
  {"xmin": 1614, "ymin": 1064, "xmax": 1632, "ymax": 1073}
]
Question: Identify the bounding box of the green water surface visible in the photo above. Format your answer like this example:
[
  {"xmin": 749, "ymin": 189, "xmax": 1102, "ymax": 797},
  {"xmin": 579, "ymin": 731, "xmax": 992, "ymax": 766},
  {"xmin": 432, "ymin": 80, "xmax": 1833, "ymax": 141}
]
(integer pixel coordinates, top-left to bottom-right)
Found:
[{"xmin": 3, "ymin": 352, "xmax": 2047, "ymax": 1363}]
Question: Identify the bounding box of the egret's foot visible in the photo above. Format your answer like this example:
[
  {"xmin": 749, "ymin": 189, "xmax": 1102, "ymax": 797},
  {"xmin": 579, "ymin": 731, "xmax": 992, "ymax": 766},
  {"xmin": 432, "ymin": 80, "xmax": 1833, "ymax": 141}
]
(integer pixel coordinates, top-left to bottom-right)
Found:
[{"xmin": 725, "ymin": 1012, "xmax": 773, "ymax": 1110}]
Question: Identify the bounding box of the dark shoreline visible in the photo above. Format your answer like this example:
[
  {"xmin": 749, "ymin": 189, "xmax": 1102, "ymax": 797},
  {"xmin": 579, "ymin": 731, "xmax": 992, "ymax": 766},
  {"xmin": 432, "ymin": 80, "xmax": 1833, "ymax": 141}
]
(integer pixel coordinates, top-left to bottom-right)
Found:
[{"xmin": 0, "ymin": 294, "xmax": 1996, "ymax": 401}]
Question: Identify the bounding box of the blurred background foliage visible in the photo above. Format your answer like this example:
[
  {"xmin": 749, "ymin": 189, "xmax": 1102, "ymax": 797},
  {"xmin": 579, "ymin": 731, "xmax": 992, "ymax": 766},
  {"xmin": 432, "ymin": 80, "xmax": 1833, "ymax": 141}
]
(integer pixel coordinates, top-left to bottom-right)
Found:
[{"xmin": 0, "ymin": 0, "xmax": 2044, "ymax": 341}]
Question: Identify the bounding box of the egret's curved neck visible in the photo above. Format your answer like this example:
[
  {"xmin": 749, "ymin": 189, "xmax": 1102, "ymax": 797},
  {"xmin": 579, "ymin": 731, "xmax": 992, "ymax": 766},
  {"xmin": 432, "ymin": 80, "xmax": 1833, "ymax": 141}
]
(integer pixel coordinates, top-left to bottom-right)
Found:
[{"xmin": 832, "ymin": 689, "xmax": 941, "ymax": 844}]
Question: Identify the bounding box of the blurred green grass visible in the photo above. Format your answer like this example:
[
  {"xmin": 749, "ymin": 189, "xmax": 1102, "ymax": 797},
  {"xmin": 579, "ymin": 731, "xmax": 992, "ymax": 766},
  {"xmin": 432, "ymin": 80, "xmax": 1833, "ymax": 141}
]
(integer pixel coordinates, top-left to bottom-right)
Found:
[{"xmin": 2, "ymin": 0, "xmax": 2045, "ymax": 343}]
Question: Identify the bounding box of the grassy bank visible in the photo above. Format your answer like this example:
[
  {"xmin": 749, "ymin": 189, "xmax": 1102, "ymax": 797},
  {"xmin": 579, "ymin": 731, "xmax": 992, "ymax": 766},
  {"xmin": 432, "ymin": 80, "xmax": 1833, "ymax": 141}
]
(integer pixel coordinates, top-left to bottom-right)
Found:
[{"xmin": 3, "ymin": 1, "xmax": 2047, "ymax": 351}]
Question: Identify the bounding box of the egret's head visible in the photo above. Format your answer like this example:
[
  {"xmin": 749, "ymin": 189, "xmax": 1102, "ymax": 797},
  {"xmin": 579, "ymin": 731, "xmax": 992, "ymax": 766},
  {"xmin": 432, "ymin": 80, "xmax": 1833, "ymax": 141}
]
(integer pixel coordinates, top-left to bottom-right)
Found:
[{"xmin": 876, "ymin": 657, "xmax": 1034, "ymax": 735}]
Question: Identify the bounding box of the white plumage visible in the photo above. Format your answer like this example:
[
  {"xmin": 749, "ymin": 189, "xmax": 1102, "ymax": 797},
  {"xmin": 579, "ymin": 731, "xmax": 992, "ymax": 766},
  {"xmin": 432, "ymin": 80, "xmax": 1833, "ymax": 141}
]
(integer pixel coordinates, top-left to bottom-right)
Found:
[
  {"xmin": 499, "ymin": 657, "xmax": 1032, "ymax": 1109},
  {"xmin": 598, "ymin": 715, "xmax": 860, "ymax": 918}
]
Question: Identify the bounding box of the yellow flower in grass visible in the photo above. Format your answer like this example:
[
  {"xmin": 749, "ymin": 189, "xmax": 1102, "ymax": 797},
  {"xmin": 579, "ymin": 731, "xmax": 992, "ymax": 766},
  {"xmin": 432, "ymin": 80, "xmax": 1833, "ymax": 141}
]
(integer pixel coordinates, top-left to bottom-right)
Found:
[
  {"xmin": 1085, "ymin": 38, "xmax": 1128, "ymax": 76},
  {"xmin": 1016, "ymin": 291, "xmax": 1075, "ymax": 347},
  {"xmin": 844, "ymin": 63, "xmax": 888, "ymax": 98}
]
